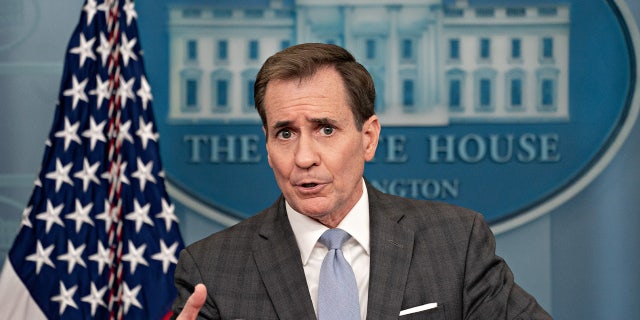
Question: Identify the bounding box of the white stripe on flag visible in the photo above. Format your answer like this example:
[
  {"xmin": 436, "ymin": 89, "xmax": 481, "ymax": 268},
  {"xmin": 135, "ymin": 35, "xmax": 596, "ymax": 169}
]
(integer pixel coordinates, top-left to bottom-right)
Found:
[{"xmin": 0, "ymin": 258, "xmax": 47, "ymax": 320}]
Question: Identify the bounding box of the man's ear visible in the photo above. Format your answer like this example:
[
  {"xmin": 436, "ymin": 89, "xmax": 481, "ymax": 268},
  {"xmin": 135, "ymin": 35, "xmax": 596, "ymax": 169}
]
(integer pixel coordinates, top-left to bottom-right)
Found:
[{"xmin": 362, "ymin": 115, "xmax": 380, "ymax": 162}]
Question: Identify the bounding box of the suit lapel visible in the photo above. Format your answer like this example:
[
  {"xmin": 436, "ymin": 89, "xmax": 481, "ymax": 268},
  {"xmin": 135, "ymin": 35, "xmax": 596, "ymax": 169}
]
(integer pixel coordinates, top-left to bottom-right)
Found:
[
  {"xmin": 366, "ymin": 185, "xmax": 415, "ymax": 319},
  {"xmin": 252, "ymin": 197, "xmax": 317, "ymax": 320}
]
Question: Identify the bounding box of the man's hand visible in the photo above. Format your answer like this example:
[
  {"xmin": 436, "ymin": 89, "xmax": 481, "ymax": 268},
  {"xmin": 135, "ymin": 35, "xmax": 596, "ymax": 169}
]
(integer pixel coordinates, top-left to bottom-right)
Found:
[{"xmin": 176, "ymin": 283, "xmax": 207, "ymax": 320}]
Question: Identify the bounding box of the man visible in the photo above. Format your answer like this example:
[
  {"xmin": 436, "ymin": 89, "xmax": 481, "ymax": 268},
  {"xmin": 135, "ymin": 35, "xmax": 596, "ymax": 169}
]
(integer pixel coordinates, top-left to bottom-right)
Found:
[{"xmin": 172, "ymin": 43, "xmax": 552, "ymax": 319}]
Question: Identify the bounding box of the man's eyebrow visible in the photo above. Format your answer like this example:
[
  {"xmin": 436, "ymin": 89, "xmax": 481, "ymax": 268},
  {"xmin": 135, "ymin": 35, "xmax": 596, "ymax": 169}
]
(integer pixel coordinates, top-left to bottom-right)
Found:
[
  {"xmin": 309, "ymin": 117, "xmax": 337, "ymax": 126},
  {"xmin": 272, "ymin": 120, "xmax": 291, "ymax": 130},
  {"xmin": 272, "ymin": 117, "xmax": 336, "ymax": 129}
]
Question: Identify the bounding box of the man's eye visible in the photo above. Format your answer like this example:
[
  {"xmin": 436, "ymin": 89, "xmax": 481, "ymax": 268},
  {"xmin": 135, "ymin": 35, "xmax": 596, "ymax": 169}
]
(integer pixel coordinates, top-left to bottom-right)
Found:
[
  {"xmin": 277, "ymin": 129, "xmax": 292, "ymax": 139},
  {"xmin": 321, "ymin": 126, "xmax": 334, "ymax": 136}
]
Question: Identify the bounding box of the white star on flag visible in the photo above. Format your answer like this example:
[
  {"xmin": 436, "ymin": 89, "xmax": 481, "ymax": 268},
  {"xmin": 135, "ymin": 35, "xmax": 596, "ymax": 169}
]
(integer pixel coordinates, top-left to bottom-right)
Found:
[
  {"xmin": 96, "ymin": 32, "xmax": 111, "ymax": 66},
  {"xmin": 54, "ymin": 117, "xmax": 82, "ymax": 151},
  {"xmin": 50, "ymin": 281, "xmax": 79, "ymax": 315},
  {"xmin": 81, "ymin": 116, "xmax": 107, "ymax": 150},
  {"xmin": 25, "ymin": 240, "xmax": 56, "ymax": 274},
  {"xmin": 125, "ymin": 199, "xmax": 154, "ymax": 232},
  {"xmin": 151, "ymin": 240, "xmax": 179, "ymax": 274},
  {"xmin": 89, "ymin": 75, "xmax": 111, "ymax": 109},
  {"xmin": 118, "ymin": 75, "xmax": 136, "ymax": 108},
  {"xmin": 115, "ymin": 161, "xmax": 131, "ymax": 186},
  {"xmin": 123, "ymin": 0, "xmax": 138, "ymax": 26},
  {"xmin": 121, "ymin": 283, "xmax": 143, "ymax": 314},
  {"xmin": 119, "ymin": 33, "xmax": 138, "ymax": 66},
  {"xmin": 136, "ymin": 116, "xmax": 158, "ymax": 150},
  {"xmin": 20, "ymin": 205, "xmax": 33, "ymax": 229},
  {"xmin": 156, "ymin": 198, "xmax": 179, "ymax": 232},
  {"xmin": 94, "ymin": 200, "xmax": 115, "ymax": 233},
  {"xmin": 35, "ymin": 200, "xmax": 65, "ymax": 233},
  {"xmin": 65, "ymin": 199, "xmax": 95, "ymax": 232},
  {"xmin": 122, "ymin": 241, "xmax": 148, "ymax": 273},
  {"xmin": 73, "ymin": 158, "xmax": 101, "ymax": 191},
  {"xmin": 131, "ymin": 157, "xmax": 156, "ymax": 191},
  {"xmin": 45, "ymin": 158, "xmax": 74, "ymax": 192},
  {"xmin": 96, "ymin": 0, "xmax": 111, "ymax": 17},
  {"xmin": 88, "ymin": 241, "xmax": 112, "ymax": 274},
  {"xmin": 57, "ymin": 240, "xmax": 87, "ymax": 273},
  {"xmin": 83, "ymin": 0, "xmax": 99, "ymax": 26},
  {"xmin": 117, "ymin": 119, "xmax": 134, "ymax": 144},
  {"xmin": 81, "ymin": 282, "xmax": 108, "ymax": 316},
  {"xmin": 69, "ymin": 33, "xmax": 97, "ymax": 67},
  {"xmin": 137, "ymin": 75, "xmax": 153, "ymax": 110},
  {"xmin": 62, "ymin": 75, "xmax": 89, "ymax": 110}
]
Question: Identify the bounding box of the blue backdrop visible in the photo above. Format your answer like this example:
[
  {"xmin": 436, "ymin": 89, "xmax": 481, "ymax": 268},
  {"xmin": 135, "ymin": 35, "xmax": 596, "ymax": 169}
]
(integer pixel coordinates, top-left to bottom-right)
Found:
[{"xmin": 0, "ymin": 0, "xmax": 639, "ymax": 318}]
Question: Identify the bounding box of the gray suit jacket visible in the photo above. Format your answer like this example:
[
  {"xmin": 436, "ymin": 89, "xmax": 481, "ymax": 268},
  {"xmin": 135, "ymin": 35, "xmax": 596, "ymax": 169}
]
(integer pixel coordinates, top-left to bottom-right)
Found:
[{"xmin": 172, "ymin": 182, "xmax": 551, "ymax": 319}]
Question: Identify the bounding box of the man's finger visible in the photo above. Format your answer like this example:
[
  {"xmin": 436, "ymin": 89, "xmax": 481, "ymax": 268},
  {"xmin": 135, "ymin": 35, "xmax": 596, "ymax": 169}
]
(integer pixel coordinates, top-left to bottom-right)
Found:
[{"xmin": 176, "ymin": 283, "xmax": 207, "ymax": 320}]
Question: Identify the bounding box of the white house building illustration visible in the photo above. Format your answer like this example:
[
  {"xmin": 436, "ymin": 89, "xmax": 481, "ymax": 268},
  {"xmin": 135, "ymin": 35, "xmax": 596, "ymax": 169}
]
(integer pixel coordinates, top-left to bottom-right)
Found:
[{"xmin": 167, "ymin": 0, "xmax": 570, "ymax": 125}]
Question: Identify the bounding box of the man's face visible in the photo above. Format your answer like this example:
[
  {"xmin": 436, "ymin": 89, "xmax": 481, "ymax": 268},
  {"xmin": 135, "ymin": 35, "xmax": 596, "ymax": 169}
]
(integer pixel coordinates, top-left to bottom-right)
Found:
[{"xmin": 263, "ymin": 67, "xmax": 380, "ymax": 227}]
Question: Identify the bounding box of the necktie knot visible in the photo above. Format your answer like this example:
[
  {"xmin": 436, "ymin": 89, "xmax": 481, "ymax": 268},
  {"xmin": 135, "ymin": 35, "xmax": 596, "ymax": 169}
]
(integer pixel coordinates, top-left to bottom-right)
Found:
[{"xmin": 319, "ymin": 228, "xmax": 351, "ymax": 250}]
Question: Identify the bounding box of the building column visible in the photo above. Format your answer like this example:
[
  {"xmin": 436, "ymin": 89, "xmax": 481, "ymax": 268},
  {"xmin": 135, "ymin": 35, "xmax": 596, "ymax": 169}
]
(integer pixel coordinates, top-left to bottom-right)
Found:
[{"xmin": 386, "ymin": 5, "xmax": 401, "ymax": 115}]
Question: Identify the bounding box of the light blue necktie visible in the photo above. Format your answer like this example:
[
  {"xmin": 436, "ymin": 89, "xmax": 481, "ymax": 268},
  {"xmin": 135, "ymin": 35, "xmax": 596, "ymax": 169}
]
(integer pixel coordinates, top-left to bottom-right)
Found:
[{"xmin": 317, "ymin": 228, "xmax": 360, "ymax": 320}]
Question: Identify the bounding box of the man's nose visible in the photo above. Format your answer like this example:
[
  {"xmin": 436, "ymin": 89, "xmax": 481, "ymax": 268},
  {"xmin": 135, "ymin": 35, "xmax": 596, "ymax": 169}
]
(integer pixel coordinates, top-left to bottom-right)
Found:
[{"xmin": 294, "ymin": 134, "xmax": 320, "ymax": 169}]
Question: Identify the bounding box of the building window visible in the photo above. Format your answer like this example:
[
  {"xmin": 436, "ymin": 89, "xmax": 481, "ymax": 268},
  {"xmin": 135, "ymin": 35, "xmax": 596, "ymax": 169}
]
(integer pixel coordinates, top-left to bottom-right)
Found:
[
  {"xmin": 401, "ymin": 39, "xmax": 413, "ymax": 60},
  {"xmin": 402, "ymin": 79, "xmax": 414, "ymax": 107},
  {"xmin": 538, "ymin": 7, "xmax": 558, "ymax": 17},
  {"xmin": 476, "ymin": 8, "xmax": 494, "ymax": 17},
  {"xmin": 536, "ymin": 68, "xmax": 559, "ymax": 111},
  {"xmin": 444, "ymin": 8, "xmax": 464, "ymax": 18},
  {"xmin": 542, "ymin": 37, "xmax": 554, "ymax": 59},
  {"xmin": 183, "ymin": 9, "xmax": 201, "ymax": 18},
  {"xmin": 449, "ymin": 39, "xmax": 460, "ymax": 60},
  {"xmin": 186, "ymin": 79, "xmax": 198, "ymax": 108},
  {"xmin": 211, "ymin": 70, "xmax": 232, "ymax": 112},
  {"xmin": 506, "ymin": 7, "xmax": 526, "ymax": 17},
  {"xmin": 446, "ymin": 68, "xmax": 465, "ymax": 111},
  {"xmin": 474, "ymin": 68, "xmax": 496, "ymax": 111},
  {"xmin": 242, "ymin": 69, "xmax": 259, "ymax": 112},
  {"xmin": 449, "ymin": 79, "xmax": 461, "ymax": 109},
  {"xmin": 217, "ymin": 40, "xmax": 228, "ymax": 61},
  {"xmin": 511, "ymin": 79, "xmax": 523, "ymax": 107},
  {"xmin": 186, "ymin": 40, "xmax": 198, "ymax": 62},
  {"xmin": 366, "ymin": 39, "xmax": 376, "ymax": 60},
  {"xmin": 479, "ymin": 38, "xmax": 491, "ymax": 60},
  {"xmin": 245, "ymin": 9, "xmax": 264, "ymax": 18},
  {"xmin": 275, "ymin": 9, "xmax": 293, "ymax": 19},
  {"xmin": 511, "ymin": 39, "xmax": 521, "ymax": 60},
  {"xmin": 180, "ymin": 68, "xmax": 202, "ymax": 112},
  {"xmin": 506, "ymin": 69, "xmax": 526, "ymax": 110},
  {"xmin": 541, "ymin": 79, "xmax": 554, "ymax": 107},
  {"xmin": 246, "ymin": 79, "xmax": 255, "ymax": 109},
  {"xmin": 213, "ymin": 9, "xmax": 232, "ymax": 18},
  {"xmin": 216, "ymin": 80, "xmax": 228, "ymax": 107},
  {"xmin": 248, "ymin": 40, "xmax": 259, "ymax": 60},
  {"xmin": 480, "ymin": 79, "xmax": 491, "ymax": 107}
]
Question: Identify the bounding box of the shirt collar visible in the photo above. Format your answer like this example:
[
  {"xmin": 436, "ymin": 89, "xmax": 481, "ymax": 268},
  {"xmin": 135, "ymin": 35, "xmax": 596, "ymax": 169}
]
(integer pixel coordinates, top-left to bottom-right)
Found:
[{"xmin": 287, "ymin": 179, "xmax": 371, "ymax": 265}]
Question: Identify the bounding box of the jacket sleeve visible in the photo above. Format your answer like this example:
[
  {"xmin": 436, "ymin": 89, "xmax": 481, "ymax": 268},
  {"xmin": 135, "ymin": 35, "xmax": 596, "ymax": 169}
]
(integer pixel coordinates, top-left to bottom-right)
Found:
[
  {"xmin": 171, "ymin": 248, "xmax": 220, "ymax": 320},
  {"xmin": 462, "ymin": 214, "xmax": 552, "ymax": 320}
]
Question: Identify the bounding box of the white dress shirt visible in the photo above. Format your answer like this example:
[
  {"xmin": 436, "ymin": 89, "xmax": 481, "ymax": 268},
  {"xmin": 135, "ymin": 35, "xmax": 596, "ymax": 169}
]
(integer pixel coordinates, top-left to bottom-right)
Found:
[{"xmin": 286, "ymin": 180, "xmax": 370, "ymax": 320}]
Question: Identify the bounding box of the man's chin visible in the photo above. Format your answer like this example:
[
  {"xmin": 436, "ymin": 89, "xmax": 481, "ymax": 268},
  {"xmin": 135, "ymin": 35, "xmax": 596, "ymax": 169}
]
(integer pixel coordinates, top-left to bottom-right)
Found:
[
  {"xmin": 293, "ymin": 203, "xmax": 349, "ymax": 227},
  {"xmin": 289, "ymin": 201, "xmax": 331, "ymax": 218},
  {"xmin": 295, "ymin": 206, "xmax": 330, "ymax": 220}
]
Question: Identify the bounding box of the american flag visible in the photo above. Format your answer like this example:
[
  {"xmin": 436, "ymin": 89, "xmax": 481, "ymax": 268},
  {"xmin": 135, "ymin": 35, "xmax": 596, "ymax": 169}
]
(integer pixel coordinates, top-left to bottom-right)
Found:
[{"xmin": 0, "ymin": 0, "xmax": 184, "ymax": 319}]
